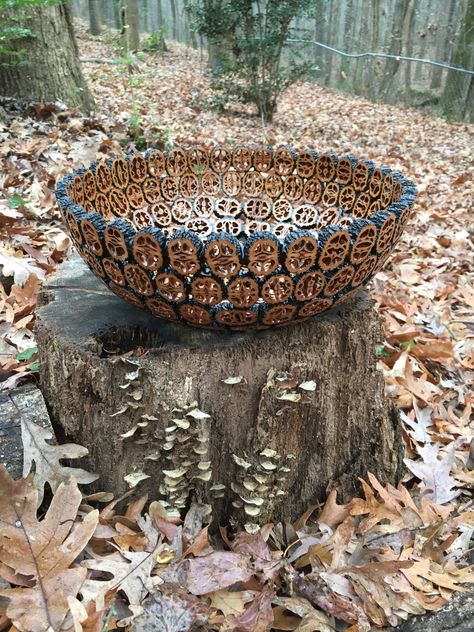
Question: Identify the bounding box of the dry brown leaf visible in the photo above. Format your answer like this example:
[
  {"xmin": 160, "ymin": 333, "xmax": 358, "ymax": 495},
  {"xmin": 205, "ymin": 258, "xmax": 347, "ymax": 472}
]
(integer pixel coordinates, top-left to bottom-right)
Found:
[
  {"xmin": 80, "ymin": 547, "xmax": 164, "ymax": 621},
  {"xmin": 0, "ymin": 468, "xmax": 98, "ymax": 632},
  {"xmin": 185, "ymin": 551, "xmax": 254, "ymax": 595},
  {"xmin": 273, "ymin": 596, "xmax": 335, "ymax": 631},
  {"xmin": 224, "ymin": 588, "xmax": 273, "ymax": 632},
  {"xmin": 21, "ymin": 417, "xmax": 98, "ymax": 506},
  {"xmin": 0, "ymin": 251, "xmax": 45, "ymax": 286},
  {"xmin": 209, "ymin": 588, "xmax": 248, "ymax": 616},
  {"xmin": 318, "ymin": 490, "xmax": 350, "ymax": 528},
  {"xmin": 130, "ymin": 590, "xmax": 209, "ymax": 632},
  {"xmin": 404, "ymin": 443, "xmax": 459, "ymax": 504}
]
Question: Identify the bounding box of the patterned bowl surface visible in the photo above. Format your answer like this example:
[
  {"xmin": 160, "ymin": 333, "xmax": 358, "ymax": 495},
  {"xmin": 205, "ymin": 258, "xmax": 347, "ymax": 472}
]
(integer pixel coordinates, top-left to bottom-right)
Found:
[{"xmin": 55, "ymin": 146, "xmax": 416, "ymax": 331}]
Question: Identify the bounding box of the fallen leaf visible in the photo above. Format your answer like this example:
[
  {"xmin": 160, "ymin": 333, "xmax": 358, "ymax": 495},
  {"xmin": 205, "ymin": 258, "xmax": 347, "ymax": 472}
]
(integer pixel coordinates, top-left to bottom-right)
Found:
[
  {"xmin": 0, "ymin": 251, "xmax": 45, "ymax": 286},
  {"xmin": 404, "ymin": 443, "xmax": 460, "ymax": 504},
  {"xmin": 21, "ymin": 418, "xmax": 98, "ymax": 506},
  {"xmin": 0, "ymin": 468, "xmax": 98, "ymax": 632},
  {"xmin": 185, "ymin": 551, "xmax": 253, "ymax": 595}
]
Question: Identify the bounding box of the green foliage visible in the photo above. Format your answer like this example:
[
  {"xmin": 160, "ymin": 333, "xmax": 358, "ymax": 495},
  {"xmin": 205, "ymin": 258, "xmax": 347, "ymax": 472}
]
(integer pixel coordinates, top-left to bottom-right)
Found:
[
  {"xmin": 0, "ymin": 0, "xmax": 60, "ymax": 65},
  {"xmin": 376, "ymin": 344, "xmax": 390, "ymax": 359},
  {"xmin": 187, "ymin": 0, "xmax": 314, "ymax": 122},
  {"xmin": 143, "ymin": 27, "xmax": 167, "ymax": 53},
  {"xmin": 0, "ymin": 0, "xmax": 59, "ymax": 8},
  {"xmin": 0, "ymin": 25, "xmax": 34, "ymax": 65},
  {"xmin": 8, "ymin": 192, "xmax": 27, "ymax": 208},
  {"xmin": 126, "ymin": 107, "xmax": 147, "ymax": 150},
  {"xmin": 16, "ymin": 346, "xmax": 39, "ymax": 372},
  {"xmin": 16, "ymin": 346, "xmax": 37, "ymax": 361}
]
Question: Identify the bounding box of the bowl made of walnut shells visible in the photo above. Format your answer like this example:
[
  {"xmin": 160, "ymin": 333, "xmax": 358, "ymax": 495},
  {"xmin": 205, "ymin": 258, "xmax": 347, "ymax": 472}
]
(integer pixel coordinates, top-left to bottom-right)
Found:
[{"xmin": 55, "ymin": 145, "xmax": 416, "ymax": 331}]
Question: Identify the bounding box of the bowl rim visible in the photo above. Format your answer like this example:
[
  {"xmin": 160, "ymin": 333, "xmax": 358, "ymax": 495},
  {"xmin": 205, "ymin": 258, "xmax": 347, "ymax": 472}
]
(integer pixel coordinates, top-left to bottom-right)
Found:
[{"xmin": 55, "ymin": 145, "xmax": 417, "ymax": 251}]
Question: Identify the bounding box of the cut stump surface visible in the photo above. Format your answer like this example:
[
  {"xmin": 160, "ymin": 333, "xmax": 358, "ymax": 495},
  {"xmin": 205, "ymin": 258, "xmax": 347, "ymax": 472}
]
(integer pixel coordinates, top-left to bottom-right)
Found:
[{"xmin": 37, "ymin": 254, "xmax": 403, "ymax": 526}]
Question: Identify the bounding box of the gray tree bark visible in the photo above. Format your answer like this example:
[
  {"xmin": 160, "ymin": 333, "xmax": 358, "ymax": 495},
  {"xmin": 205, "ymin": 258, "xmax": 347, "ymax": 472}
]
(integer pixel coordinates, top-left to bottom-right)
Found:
[
  {"xmin": 124, "ymin": 0, "xmax": 140, "ymax": 51},
  {"xmin": 0, "ymin": 2, "xmax": 94, "ymax": 112},
  {"xmin": 440, "ymin": 0, "xmax": 474, "ymax": 121},
  {"xmin": 430, "ymin": 0, "xmax": 456, "ymax": 90},
  {"xmin": 402, "ymin": 0, "xmax": 416, "ymax": 104},
  {"xmin": 170, "ymin": 0, "xmax": 178, "ymax": 40},
  {"xmin": 88, "ymin": 0, "xmax": 101, "ymax": 36},
  {"xmin": 379, "ymin": 0, "xmax": 408, "ymax": 100},
  {"xmin": 36, "ymin": 256, "xmax": 404, "ymax": 528}
]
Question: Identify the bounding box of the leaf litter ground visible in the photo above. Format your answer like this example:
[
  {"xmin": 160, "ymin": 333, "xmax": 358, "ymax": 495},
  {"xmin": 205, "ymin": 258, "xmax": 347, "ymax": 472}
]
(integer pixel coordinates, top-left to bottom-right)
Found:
[{"xmin": 0, "ymin": 26, "xmax": 473, "ymax": 632}]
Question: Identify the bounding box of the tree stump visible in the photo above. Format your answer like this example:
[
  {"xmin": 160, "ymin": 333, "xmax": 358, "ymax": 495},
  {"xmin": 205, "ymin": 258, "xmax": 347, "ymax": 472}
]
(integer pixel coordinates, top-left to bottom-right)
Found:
[{"xmin": 36, "ymin": 255, "xmax": 403, "ymax": 527}]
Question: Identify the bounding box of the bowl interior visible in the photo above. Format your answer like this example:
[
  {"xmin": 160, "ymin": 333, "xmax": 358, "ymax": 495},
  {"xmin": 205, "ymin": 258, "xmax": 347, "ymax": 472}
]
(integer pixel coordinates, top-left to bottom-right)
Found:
[{"xmin": 66, "ymin": 146, "xmax": 406, "ymax": 237}]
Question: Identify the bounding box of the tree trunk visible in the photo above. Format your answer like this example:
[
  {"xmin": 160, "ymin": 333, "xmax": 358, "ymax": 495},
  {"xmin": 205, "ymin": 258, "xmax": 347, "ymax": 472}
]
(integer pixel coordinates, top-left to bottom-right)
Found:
[
  {"xmin": 0, "ymin": 2, "xmax": 94, "ymax": 112},
  {"xmin": 124, "ymin": 0, "xmax": 140, "ymax": 51},
  {"xmin": 184, "ymin": 3, "xmax": 198, "ymax": 49},
  {"xmin": 313, "ymin": 0, "xmax": 328, "ymax": 84},
  {"xmin": 338, "ymin": 0, "xmax": 353, "ymax": 91},
  {"xmin": 113, "ymin": 0, "xmax": 122, "ymax": 30},
  {"xmin": 353, "ymin": 1, "xmax": 369, "ymax": 95},
  {"xmin": 440, "ymin": 0, "xmax": 474, "ymax": 121},
  {"xmin": 402, "ymin": 0, "xmax": 416, "ymax": 104},
  {"xmin": 154, "ymin": 0, "xmax": 168, "ymax": 52},
  {"xmin": 36, "ymin": 255, "xmax": 404, "ymax": 527},
  {"xmin": 465, "ymin": 72, "xmax": 474, "ymax": 122},
  {"xmin": 430, "ymin": 0, "xmax": 456, "ymax": 90},
  {"xmin": 170, "ymin": 0, "xmax": 178, "ymax": 40},
  {"xmin": 88, "ymin": 0, "xmax": 101, "ymax": 36},
  {"xmin": 369, "ymin": 0, "xmax": 381, "ymax": 100},
  {"xmin": 379, "ymin": 0, "xmax": 407, "ymax": 100}
]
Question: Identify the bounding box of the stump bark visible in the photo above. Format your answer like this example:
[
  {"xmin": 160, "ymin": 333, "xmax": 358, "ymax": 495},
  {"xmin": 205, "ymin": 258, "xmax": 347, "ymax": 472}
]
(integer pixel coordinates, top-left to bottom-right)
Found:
[{"xmin": 36, "ymin": 255, "xmax": 403, "ymax": 527}]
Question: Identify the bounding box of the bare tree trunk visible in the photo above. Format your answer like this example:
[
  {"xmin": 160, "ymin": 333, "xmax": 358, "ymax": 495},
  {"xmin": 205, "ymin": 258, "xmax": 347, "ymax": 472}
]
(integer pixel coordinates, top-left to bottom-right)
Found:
[
  {"xmin": 353, "ymin": 1, "xmax": 369, "ymax": 95},
  {"xmin": 185, "ymin": 3, "xmax": 198, "ymax": 49},
  {"xmin": 430, "ymin": 0, "xmax": 456, "ymax": 89},
  {"xmin": 0, "ymin": 2, "xmax": 94, "ymax": 112},
  {"xmin": 465, "ymin": 73, "xmax": 474, "ymax": 122},
  {"xmin": 170, "ymin": 0, "xmax": 178, "ymax": 40},
  {"xmin": 325, "ymin": 0, "xmax": 336, "ymax": 85},
  {"xmin": 88, "ymin": 0, "xmax": 101, "ymax": 35},
  {"xmin": 124, "ymin": 0, "xmax": 140, "ymax": 51},
  {"xmin": 369, "ymin": 0, "xmax": 381, "ymax": 100},
  {"xmin": 155, "ymin": 0, "xmax": 168, "ymax": 51},
  {"xmin": 414, "ymin": 0, "xmax": 431, "ymax": 83},
  {"xmin": 338, "ymin": 0, "xmax": 353, "ymax": 90},
  {"xmin": 113, "ymin": 0, "xmax": 122, "ymax": 30},
  {"xmin": 379, "ymin": 0, "xmax": 407, "ymax": 100},
  {"xmin": 440, "ymin": 0, "xmax": 474, "ymax": 120},
  {"xmin": 402, "ymin": 0, "xmax": 416, "ymax": 104},
  {"xmin": 314, "ymin": 0, "xmax": 328, "ymax": 84}
]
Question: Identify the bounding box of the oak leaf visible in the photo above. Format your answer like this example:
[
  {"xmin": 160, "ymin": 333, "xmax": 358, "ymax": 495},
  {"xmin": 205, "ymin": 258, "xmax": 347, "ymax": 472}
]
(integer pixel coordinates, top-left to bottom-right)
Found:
[
  {"xmin": 21, "ymin": 418, "xmax": 98, "ymax": 506},
  {"xmin": 185, "ymin": 551, "xmax": 254, "ymax": 595},
  {"xmin": 80, "ymin": 547, "xmax": 163, "ymax": 619},
  {"xmin": 131, "ymin": 590, "xmax": 209, "ymax": 632},
  {"xmin": 404, "ymin": 443, "xmax": 459, "ymax": 504},
  {"xmin": 209, "ymin": 588, "xmax": 249, "ymax": 616},
  {"xmin": 225, "ymin": 589, "xmax": 273, "ymax": 632},
  {"xmin": 0, "ymin": 468, "xmax": 98, "ymax": 632},
  {"xmin": 0, "ymin": 251, "xmax": 45, "ymax": 286}
]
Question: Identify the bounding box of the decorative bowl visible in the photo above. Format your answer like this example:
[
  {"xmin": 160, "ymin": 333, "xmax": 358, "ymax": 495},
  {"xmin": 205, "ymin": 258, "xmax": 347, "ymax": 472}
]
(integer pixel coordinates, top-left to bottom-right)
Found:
[{"xmin": 55, "ymin": 145, "xmax": 416, "ymax": 331}]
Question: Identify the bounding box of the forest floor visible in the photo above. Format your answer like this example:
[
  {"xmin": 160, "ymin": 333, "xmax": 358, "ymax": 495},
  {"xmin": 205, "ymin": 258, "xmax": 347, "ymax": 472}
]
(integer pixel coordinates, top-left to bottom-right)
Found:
[{"xmin": 0, "ymin": 25, "xmax": 473, "ymax": 631}]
